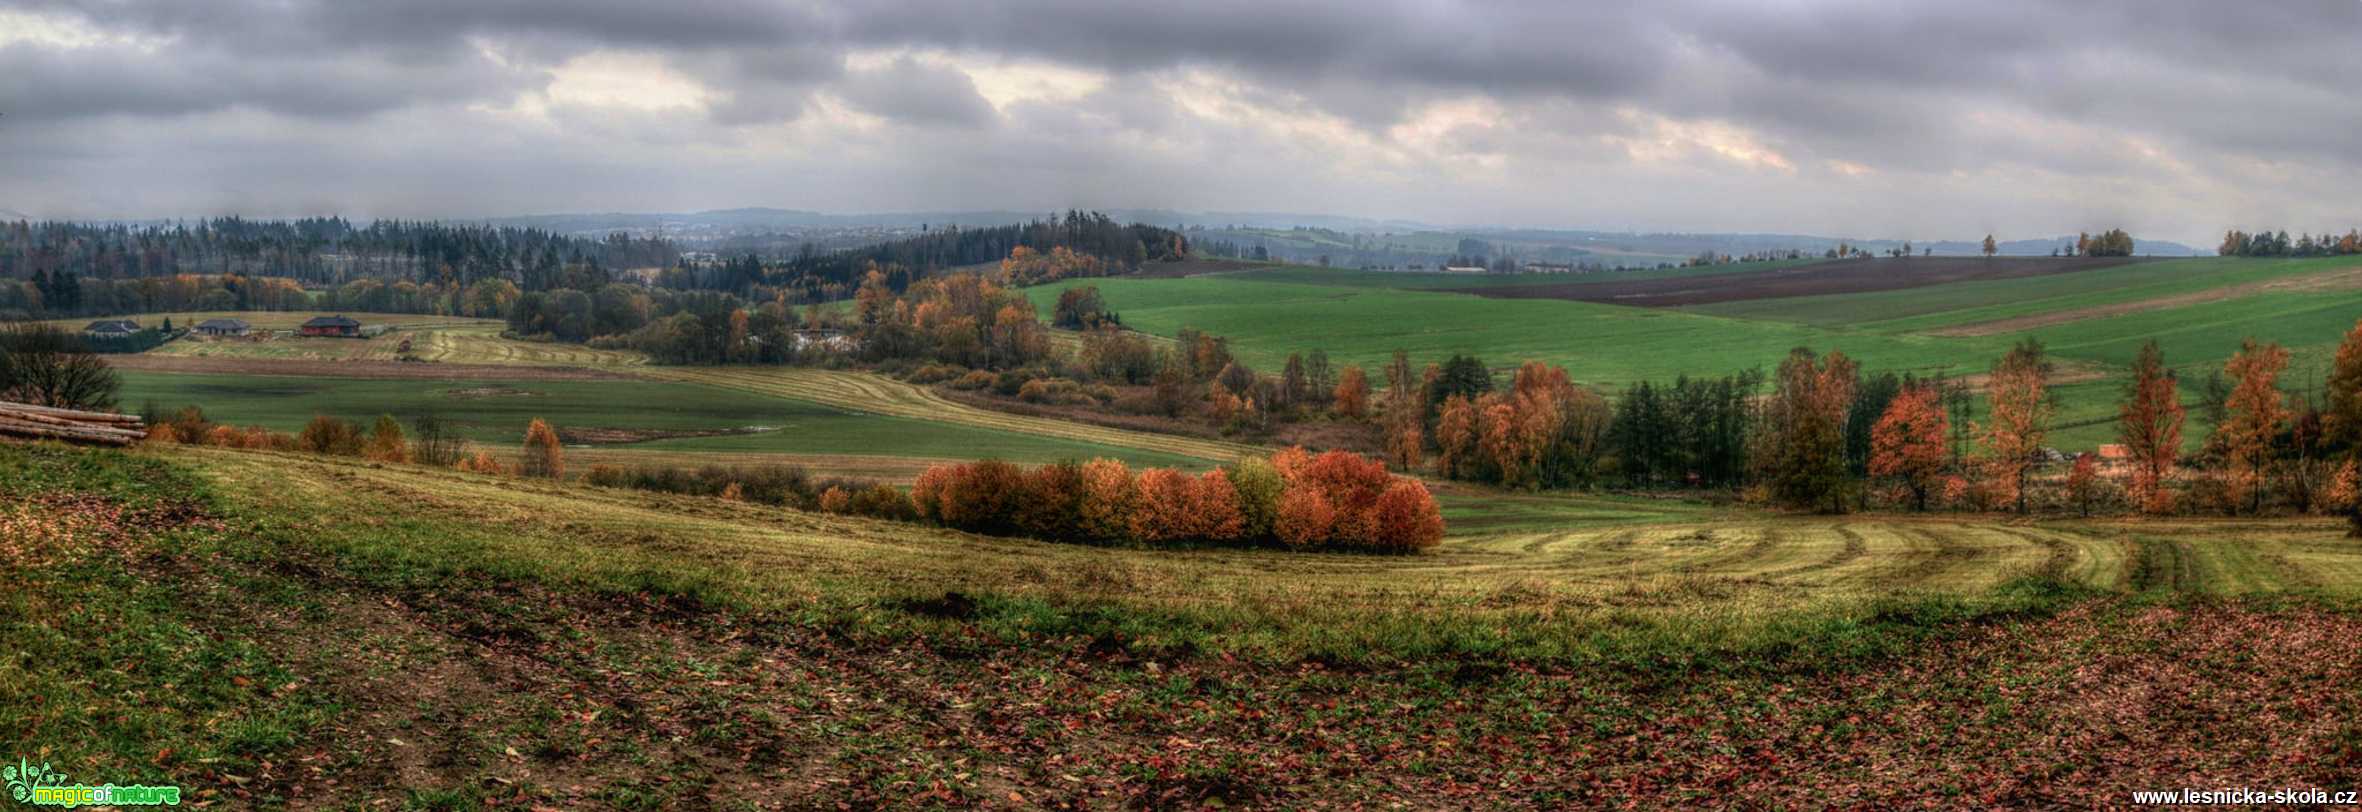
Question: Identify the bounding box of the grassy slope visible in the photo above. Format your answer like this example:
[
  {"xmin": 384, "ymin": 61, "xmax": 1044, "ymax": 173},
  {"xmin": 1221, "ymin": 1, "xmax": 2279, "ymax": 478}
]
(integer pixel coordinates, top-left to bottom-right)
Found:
[
  {"xmin": 116, "ymin": 370, "xmax": 1207, "ymax": 468},
  {"xmin": 11, "ymin": 444, "xmax": 2362, "ymax": 807}
]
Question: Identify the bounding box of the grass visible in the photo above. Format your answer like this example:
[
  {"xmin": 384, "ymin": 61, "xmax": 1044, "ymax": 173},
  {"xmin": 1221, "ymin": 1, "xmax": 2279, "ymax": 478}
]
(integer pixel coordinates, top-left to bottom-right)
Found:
[
  {"xmin": 1022, "ymin": 276, "xmax": 2008, "ymax": 390},
  {"xmin": 115, "ymin": 369, "xmax": 1210, "ymax": 468},
  {"xmin": 1689, "ymin": 255, "xmax": 2361, "ymax": 329},
  {"xmin": 1215, "ymin": 258, "xmax": 1824, "ymax": 290},
  {"xmin": 10, "ymin": 443, "xmax": 2362, "ymax": 807}
]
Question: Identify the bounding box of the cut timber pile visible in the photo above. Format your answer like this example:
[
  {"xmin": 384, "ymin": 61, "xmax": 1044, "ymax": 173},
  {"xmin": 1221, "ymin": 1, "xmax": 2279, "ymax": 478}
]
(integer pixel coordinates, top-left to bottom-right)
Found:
[{"xmin": 0, "ymin": 401, "xmax": 148, "ymax": 447}]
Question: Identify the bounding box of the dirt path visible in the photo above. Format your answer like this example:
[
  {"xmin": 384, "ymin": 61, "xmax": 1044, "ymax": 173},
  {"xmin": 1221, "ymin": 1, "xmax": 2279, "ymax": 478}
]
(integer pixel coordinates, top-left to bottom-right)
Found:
[{"xmin": 1927, "ymin": 264, "xmax": 2362, "ymax": 337}]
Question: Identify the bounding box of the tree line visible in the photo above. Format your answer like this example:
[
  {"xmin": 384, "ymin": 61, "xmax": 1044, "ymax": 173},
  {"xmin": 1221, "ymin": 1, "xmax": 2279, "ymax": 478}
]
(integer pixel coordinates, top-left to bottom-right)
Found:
[{"xmin": 2218, "ymin": 229, "xmax": 2362, "ymax": 257}]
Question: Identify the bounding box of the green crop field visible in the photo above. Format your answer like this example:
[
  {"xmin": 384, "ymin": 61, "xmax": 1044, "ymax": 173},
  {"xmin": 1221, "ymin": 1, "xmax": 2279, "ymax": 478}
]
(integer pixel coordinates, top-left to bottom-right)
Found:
[
  {"xmin": 1024, "ymin": 276, "xmax": 2011, "ymax": 388},
  {"xmin": 1214, "ymin": 258, "xmax": 1822, "ymax": 290}
]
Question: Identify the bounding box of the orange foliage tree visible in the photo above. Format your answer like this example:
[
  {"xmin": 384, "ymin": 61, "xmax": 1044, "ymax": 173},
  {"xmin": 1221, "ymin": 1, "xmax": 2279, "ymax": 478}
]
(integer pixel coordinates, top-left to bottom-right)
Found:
[
  {"xmin": 2216, "ymin": 339, "xmax": 2289, "ymax": 514},
  {"xmin": 1332, "ymin": 366, "xmax": 1370, "ymax": 418},
  {"xmin": 520, "ymin": 418, "xmax": 565, "ymax": 479},
  {"xmin": 1980, "ymin": 339, "xmax": 2051, "ymax": 513},
  {"xmin": 2117, "ymin": 340, "xmax": 2184, "ymax": 514},
  {"xmin": 1869, "ymin": 384, "xmax": 1948, "ymax": 511},
  {"xmin": 1433, "ymin": 394, "xmax": 1479, "ymax": 479},
  {"xmin": 2065, "ymin": 453, "xmax": 2100, "ymax": 517}
]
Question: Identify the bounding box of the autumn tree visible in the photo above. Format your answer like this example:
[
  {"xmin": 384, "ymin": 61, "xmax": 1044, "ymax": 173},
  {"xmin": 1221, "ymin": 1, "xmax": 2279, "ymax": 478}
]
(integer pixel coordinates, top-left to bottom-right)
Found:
[
  {"xmin": 1332, "ymin": 365, "xmax": 1370, "ymax": 418},
  {"xmin": 2216, "ymin": 339, "xmax": 2289, "ymax": 513},
  {"xmin": 1869, "ymin": 384, "xmax": 1948, "ymax": 510},
  {"xmin": 1432, "ymin": 394, "xmax": 1480, "ymax": 479},
  {"xmin": 1981, "ymin": 339, "xmax": 2052, "ymax": 513},
  {"xmin": 1756, "ymin": 348, "xmax": 1858, "ymax": 512},
  {"xmin": 1981, "ymin": 234, "xmax": 1997, "ymax": 259},
  {"xmin": 2324, "ymin": 318, "xmax": 2362, "ymax": 452},
  {"xmin": 520, "ymin": 418, "xmax": 565, "ymax": 479},
  {"xmin": 2066, "ymin": 453, "xmax": 2100, "ymax": 517},
  {"xmin": 2117, "ymin": 340, "xmax": 2184, "ymax": 513}
]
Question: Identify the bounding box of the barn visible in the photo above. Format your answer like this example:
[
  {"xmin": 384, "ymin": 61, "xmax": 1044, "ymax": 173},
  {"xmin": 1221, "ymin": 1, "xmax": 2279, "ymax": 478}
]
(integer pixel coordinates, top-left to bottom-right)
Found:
[{"xmin": 299, "ymin": 315, "xmax": 362, "ymax": 337}]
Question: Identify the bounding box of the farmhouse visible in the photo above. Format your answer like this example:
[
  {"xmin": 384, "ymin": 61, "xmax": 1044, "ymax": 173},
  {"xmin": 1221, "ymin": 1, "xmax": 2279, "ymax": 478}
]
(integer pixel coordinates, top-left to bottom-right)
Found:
[
  {"xmin": 299, "ymin": 314, "xmax": 363, "ymax": 337},
  {"xmin": 1522, "ymin": 262, "xmax": 1578, "ymax": 274},
  {"xmin": 194, "ymin": 318, "xmax": 251, "ymax": 337},
  {"xmin": 82, "ymin": 319, "xmax": 140, "ymax": 337}
]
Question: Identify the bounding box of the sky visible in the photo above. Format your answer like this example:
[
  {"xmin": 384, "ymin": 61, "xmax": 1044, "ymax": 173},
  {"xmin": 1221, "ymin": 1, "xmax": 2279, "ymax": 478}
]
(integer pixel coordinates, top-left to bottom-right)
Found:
[{"xmin": 1, "ymin": 0, "xmax": 2357, "ymax": 244}]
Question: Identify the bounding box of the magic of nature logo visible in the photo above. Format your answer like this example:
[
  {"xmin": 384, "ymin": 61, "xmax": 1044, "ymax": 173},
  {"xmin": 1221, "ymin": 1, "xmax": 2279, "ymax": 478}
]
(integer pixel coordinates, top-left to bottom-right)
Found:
[{"xmin": 5, "ymin": 758, "xmax": 181, "ymax": 807}]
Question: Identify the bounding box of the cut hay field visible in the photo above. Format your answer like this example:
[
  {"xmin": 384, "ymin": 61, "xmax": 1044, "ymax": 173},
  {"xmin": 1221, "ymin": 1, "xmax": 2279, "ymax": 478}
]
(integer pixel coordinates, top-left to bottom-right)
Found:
[{"xmin": 13, "ymin": 442, "xmax": 2362, "ymax": 807}]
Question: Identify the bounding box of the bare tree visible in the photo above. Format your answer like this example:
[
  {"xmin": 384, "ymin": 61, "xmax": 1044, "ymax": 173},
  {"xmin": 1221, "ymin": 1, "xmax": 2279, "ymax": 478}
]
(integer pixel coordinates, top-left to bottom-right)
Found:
[{"xmin": 1, "ymin": 323, "xmax": 120, "ymax": 411}]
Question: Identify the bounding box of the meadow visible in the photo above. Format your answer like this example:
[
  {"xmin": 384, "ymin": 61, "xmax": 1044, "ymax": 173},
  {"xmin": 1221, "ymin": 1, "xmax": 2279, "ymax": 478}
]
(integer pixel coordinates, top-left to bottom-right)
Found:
[
  {"xmin": 115, "ymin": 369, "xmax": 1212, "ymax": 469},
  {"xmin": 10, "ymin": 441, "xmax": 2360, "ymax": 807}
]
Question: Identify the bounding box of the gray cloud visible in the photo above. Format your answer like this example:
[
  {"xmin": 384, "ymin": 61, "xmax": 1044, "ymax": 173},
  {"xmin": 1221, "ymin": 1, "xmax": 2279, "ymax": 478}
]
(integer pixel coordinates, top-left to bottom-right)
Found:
[
  {"xmin": 834, "ymin": 56, "xmax": 996, "ymax": 128},
  {"xmin": 0, "ymin": 0, "xmax": 2357, "ymax": 241}
]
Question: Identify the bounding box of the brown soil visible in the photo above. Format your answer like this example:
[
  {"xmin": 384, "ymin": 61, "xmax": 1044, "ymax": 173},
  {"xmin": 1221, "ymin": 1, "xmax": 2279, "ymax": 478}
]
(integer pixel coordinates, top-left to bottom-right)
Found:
[
  {"xmin": 1927, "ymin": 264, "xmax": 2362, "ymax": 336},
  {"xmin": 106, "ymin": 354, "xmax": 630, "ymax": 381},
  {"xmin": 1448, "ymin": 256, "xmax": 2154, "ymax": 307}
]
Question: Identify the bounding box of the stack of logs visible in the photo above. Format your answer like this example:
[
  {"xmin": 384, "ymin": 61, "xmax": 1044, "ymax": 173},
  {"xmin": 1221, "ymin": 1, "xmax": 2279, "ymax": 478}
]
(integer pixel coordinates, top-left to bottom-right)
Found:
[{"xmin": 0, "ymin": 401, "xmax": 149, "ymax": 446}]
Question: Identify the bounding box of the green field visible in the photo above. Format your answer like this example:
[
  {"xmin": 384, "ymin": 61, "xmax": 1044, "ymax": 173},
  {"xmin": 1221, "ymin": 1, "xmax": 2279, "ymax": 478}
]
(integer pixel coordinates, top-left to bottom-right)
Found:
[
  {"xmin": 1692, "ymin": 255, "xmax": 2359, "ymax": 329},
  {"xmin": 116, "ymin": 370, "xmax": 1207, "ymax": 468},
  {"xmin": 1024, "ymin": 275, "xmax": 2009, "ymax": 388},
  {"xmin": 1214, "ymin": 258, "xmax": 1824, "ymax": 290}
]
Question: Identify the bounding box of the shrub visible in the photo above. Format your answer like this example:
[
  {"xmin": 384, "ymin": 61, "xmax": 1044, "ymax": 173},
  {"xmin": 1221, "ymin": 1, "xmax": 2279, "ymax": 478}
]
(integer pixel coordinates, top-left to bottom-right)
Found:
[
  {"xmin": 363, "ymin": 414, "xmax": 411, "ymax": 463},
  {"xmin": 818, "ymin": 486, "xmax": 852, "ymax": 513},
  {"xmin": 1077, "ymin": 458, "xmax": 1140, "ymax": 543},
  {"xmin": 1274, "ymin": 487, "xmax": 1337, "ymax": 548},
  {"xmin": 1369, "ymin": 480, "xmax": 1445, "ymax": 551},
  {"xmin": 299, "ymin": 415, "xmax": 363, "ymax": 456},
  {"xmin": 848, "ymin": 484, "xmax": 915, "ymax": 521},
  {"xmin": 520, "ymin": 418, "xmax": 564, "ymax": 479},
  {"xmin": 1014, "ymin": 461, "xmax": 1087, "ymax": 542},
  {"xmin": 1134, "ymin": 468, "xmax": 1204, "ymax": 543},
  {"xmin": 904, "ymin": 363, "xmax": 967, "ymax": 385},
  {"xmin": 948, "ymin": 370, "xmax": 997, "ymax": 391}
]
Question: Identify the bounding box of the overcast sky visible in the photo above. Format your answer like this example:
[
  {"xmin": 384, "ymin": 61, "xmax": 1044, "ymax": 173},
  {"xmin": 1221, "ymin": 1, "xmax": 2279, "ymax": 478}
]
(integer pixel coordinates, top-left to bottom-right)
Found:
[{"xmin": 2, "ymin": 0, "xmax": 2357, "ymax": 243}]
